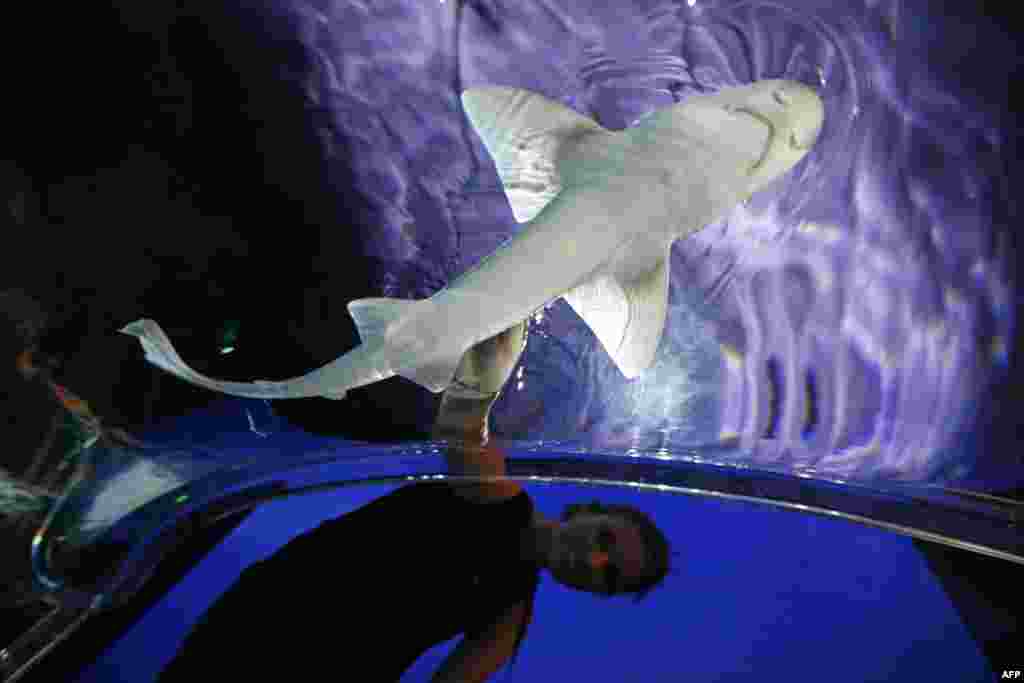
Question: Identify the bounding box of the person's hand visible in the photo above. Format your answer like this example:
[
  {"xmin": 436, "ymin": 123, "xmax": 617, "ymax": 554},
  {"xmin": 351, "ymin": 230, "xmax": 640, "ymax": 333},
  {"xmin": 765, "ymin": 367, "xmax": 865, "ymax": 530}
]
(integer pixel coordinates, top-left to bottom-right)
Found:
[
  {"xmin": 447, "ymin": 320, "xmax": 529, "ymax": 400},
  {"xmin": 434, "ymin": 320, "xmax": 529, "ymax": 444}
]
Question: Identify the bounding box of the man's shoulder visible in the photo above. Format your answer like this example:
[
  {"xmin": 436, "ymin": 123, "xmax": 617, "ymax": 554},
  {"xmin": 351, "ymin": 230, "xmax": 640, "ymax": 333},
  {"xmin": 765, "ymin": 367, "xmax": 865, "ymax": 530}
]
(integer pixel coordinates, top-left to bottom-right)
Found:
[{"xmin": 450, "ymin": 479, "xmax": 524, "ymax": 504}]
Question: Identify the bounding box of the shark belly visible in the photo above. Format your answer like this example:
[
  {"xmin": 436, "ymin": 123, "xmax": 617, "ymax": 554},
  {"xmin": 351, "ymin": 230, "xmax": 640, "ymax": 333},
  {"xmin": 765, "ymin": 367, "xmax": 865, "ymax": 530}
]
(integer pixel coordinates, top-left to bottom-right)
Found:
[
  {"xmin": 438, "ymin": 177, "xmax": 673, "ymax": 348},
  {"xmin": 295, "ymin": 339, "xmax": 394, "ymax": 394}
]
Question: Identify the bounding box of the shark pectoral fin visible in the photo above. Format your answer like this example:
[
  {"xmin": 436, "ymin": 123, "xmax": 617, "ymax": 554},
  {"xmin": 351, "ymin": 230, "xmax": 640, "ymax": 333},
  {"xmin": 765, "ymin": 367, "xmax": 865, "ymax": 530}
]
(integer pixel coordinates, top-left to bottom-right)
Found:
[
  {"xmin": 616, "ymin": 255, "xmax": 671, "ymax": 378},
  {"xmin": 347, "ymin": 297, "xmax": 422, "ymax": 345},
  {"xmin": 563, "ymin": 255, "xmax": 670, "ymax": 379},
  {"xmin": 461, "ymin": 87, "xmax": 605, "ymax": 223},
  {"xmin": 563, "ymin": 275, "xmax": 631, "ymax": 368},
  {"xmin": 395, "ymin": 350, "xmax": 465, "ymax": 394}
]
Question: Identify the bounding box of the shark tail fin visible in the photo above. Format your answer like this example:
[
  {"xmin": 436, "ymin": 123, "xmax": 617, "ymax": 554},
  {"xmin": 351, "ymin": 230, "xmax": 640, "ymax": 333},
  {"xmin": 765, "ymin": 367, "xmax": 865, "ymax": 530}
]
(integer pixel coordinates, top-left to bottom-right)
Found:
[
  {"xmin": 347, "ymin": 297, "xmax": 421, "ymax": 346},
  {"xmin": 121, "ymin": 319, "xmax": 332, "ymax": 399},
  {"xmin": 461, "ymin": 87, "xmax": 606, "ymax": 223}
]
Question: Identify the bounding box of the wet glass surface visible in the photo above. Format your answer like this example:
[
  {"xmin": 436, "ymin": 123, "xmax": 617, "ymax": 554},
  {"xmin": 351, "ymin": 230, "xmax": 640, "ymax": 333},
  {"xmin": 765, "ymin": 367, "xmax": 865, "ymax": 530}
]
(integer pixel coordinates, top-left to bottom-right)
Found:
[
  {"xmin": 8, "ymin": 406, "xmax": 1013, "ymax": 681},
  {"xmin": 28, "ymin": 401, "xmax": 1022, "ymax": 608},
  {"xmin": 68, "ymin": 476, "xmax": 994, "ymax": 682}
]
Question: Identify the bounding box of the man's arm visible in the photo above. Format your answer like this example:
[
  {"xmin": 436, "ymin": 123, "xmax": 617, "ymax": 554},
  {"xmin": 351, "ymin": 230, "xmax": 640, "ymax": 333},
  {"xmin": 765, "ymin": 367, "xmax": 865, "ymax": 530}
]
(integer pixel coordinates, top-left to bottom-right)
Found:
[
  {"xmin": 432, "ymin": 393, "xmax": 495, "ymax": 450},
  {"xmin": 429, "ymin": 601, "xmax": 529, "ymax": 683},
  {"xmin": 432, "ymin": 392, "xmax": 521, "ymax": 501},
  {"xmin": 431, "ymin": 321, "xmax": 528, "ymax": 498}
]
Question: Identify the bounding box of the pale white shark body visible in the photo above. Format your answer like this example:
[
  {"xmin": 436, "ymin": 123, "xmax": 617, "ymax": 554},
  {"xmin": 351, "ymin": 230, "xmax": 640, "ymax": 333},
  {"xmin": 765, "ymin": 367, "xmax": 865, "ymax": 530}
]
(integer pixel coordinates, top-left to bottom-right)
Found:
[{"xmin": 121, "ymin": 79, "xmax": 824, "ymax": 401}]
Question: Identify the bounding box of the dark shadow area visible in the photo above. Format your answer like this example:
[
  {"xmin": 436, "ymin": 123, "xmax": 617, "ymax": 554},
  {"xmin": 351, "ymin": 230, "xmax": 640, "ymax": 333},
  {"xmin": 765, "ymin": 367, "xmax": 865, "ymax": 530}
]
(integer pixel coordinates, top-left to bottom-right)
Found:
[
  {"xmin": 912, "ymin": 531, "xmax": 1022, "ymax": 675},
  {"xmin": 3, "ymin": 0, "xmax": 441, "ymax": 442},
  {"xmin": 0, "ymin": 602, "xmax": 54, "ymax": 653},
  {"xmin": 12, "ymin": 506, "xmax": 257, "ymax": 683}
]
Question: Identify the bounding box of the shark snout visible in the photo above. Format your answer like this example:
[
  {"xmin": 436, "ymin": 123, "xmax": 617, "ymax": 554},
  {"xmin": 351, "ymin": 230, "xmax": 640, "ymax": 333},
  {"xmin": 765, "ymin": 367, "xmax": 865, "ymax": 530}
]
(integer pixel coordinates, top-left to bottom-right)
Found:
[
  {"xmin": 722, "ymin": 80, "xmax": 822, "ymax": 150},
  {"xmin": 771, "ymin": 81, "xmax": 824, "ymax": 151},
  {"xmin": 710, "ymin": 79, "xmax": 824, "ymax": 189}
]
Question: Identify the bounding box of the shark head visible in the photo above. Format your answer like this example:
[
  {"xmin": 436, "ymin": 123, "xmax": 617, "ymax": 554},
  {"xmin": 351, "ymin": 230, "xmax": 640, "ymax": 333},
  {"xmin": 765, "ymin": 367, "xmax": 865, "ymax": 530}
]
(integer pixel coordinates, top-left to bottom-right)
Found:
[
  {"xmin": 662, "ymin": 79, "xmax": 824, "ymax": 198},
  {"xmin": 702, "ymin": 79, "xmax": 825, "ymax": 195}
]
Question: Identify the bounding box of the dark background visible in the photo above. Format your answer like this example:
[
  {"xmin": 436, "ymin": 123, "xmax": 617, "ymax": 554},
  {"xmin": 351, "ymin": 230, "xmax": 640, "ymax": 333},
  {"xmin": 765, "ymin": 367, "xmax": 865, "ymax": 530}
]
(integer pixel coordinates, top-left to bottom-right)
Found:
[{"xmin": 3, "ymin": 1, "xmax": 442, "ymax": 443}]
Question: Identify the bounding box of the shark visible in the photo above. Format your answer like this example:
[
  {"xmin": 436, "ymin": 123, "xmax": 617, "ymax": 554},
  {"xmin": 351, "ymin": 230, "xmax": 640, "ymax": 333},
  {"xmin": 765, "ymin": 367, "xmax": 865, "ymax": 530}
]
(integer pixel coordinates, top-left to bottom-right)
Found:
[{"xmin": 121, "ymin": 79, "xmax": 824, "ymax": 401}]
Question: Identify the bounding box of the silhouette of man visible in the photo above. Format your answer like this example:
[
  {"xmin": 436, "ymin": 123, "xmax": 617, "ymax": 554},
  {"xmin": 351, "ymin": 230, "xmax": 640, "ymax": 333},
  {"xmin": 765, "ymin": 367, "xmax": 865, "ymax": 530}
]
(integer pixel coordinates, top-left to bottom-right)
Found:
[{"xmin": 158, "ymin": 322, "xmax": 670, "ymax": 682}]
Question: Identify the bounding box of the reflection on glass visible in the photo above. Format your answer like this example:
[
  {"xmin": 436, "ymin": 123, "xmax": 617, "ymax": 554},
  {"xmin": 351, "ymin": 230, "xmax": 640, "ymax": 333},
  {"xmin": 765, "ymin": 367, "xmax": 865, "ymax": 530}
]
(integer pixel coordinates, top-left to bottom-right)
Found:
[{"xmin": 60, "ymin": 475, "xmax": 1001, "ymax": 683}]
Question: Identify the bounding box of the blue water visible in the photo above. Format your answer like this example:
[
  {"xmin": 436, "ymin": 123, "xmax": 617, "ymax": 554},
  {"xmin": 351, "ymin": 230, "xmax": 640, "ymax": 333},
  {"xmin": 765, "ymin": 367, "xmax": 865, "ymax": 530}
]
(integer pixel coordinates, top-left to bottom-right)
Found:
[
  {"xmin": 75, "ymin": 480, "xmax": 989, "ymax": 682},
  {"xmin": 62, "ymin": 402, "xmax": 991, "ymax": 682}
]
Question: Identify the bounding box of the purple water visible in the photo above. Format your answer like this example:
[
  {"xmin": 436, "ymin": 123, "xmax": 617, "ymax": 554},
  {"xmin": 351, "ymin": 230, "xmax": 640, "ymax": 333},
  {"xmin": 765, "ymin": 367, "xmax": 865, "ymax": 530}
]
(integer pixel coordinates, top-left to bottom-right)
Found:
[{"xmin": 264, "ymin": 0, "xmax": 1016, "ymax": 482}]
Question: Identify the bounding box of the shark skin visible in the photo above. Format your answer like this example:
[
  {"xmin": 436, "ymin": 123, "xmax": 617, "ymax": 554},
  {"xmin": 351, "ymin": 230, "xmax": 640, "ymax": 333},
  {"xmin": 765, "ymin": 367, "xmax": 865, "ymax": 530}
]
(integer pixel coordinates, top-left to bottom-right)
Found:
[{"xmin": 121, "ymin": 79, "xmax": 824, "ymax": 401}]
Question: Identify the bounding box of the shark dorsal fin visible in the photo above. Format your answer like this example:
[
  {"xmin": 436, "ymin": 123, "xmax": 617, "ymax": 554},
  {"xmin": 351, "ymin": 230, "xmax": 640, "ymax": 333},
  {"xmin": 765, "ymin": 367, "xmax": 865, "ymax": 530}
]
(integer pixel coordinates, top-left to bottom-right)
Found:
[
  {"xmin": 347, "ymin": 297, "xmax": 420, "ymax": 345},
  {"xmin": 348, "ymin": 297, "xmax": 464, "ymax": 393},
  {"xmin": 562, "ymin": 251, "xmax": 671, "ymax": 379},
  {"xmin": 461, "ymin": 87, "xmax": 606, "ymax": 223}
]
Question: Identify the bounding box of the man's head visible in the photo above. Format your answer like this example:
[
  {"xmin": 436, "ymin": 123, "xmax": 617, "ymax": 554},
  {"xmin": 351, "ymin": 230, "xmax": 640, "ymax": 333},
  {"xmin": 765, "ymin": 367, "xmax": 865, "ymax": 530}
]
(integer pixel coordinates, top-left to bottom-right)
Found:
[{"xmin": 547, "ymin": 500, "xmax": 671, "ymax": 600}]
